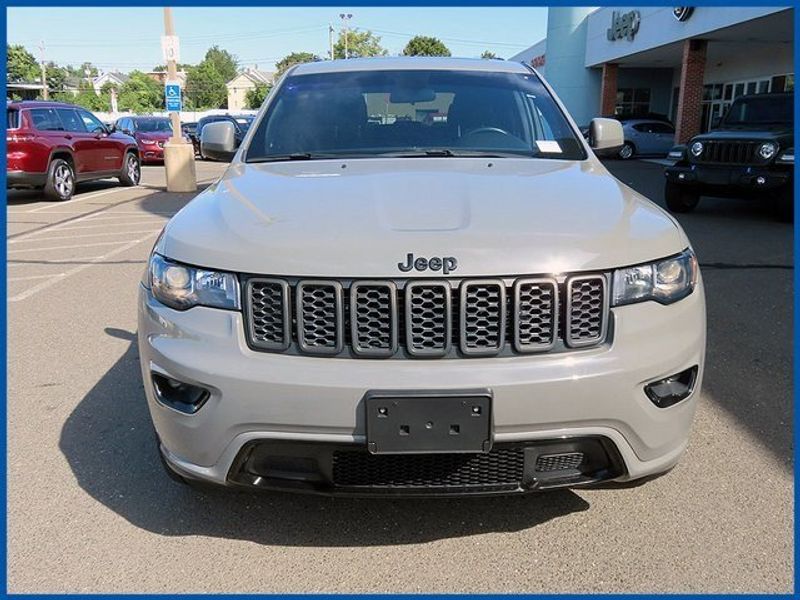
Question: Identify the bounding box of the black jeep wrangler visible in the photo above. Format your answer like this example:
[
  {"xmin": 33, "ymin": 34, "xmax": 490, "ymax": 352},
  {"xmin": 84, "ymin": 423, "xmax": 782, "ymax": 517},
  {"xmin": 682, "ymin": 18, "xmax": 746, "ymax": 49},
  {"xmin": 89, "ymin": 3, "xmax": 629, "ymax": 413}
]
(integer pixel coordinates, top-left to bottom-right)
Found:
[{"xmin": 664, "ymin": 92, "xmax": 793, "ymax": 220}]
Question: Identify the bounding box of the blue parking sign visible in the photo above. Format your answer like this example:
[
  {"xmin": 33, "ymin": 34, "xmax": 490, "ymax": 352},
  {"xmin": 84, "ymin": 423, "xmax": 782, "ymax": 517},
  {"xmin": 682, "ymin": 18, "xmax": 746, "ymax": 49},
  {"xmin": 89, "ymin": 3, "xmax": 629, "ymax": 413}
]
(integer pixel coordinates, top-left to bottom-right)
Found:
[{"xmin": 165, "ymin": 83, "xmax": 182, "ymax": 112}]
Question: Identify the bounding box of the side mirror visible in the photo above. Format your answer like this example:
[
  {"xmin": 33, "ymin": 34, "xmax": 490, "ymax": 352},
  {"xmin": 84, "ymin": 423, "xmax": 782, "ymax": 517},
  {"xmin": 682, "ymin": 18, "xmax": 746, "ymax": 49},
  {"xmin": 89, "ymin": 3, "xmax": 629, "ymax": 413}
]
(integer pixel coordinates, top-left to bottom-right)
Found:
[
  {"xmin": 201, "ymin": 121, "xmax": 238, "ymax": 162},
  {"xmin": 588, "ymin": 117, "xmax": 624, "ymax": 157}
]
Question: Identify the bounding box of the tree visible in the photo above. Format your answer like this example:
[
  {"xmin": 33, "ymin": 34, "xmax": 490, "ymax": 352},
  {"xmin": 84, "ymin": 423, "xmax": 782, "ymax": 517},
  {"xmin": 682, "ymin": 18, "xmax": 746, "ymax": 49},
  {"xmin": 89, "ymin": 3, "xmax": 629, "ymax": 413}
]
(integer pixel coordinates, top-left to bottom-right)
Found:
[
  {"xmin": 402, "ymin": 36, "xmax": 451, "ymax": 57},
  {"xmin": 152, "ymin": 63, "xmax": 193, "ymax": 73},
  {"xmin": 117, "ymin": 71, "xmax": 163, "ymax": 113},
  {"xmin": 7, "ymin": 44, "xmax": 39, "ymax": 82},
  {"xmin": 481, "ymin": 50, "xmax": 498, "ymax": 60},
  {"xmin": 185, "ymin": 61, "xmax": 227, "ymax": 110},
  {"xmin": 203, "ymin": 45, "xmax": 238, "ymax": 83},
  {"xmin": 44, "ymin": 62, "xmax": 67, "ymax": 93},
  {"xmin": 245, "ymin": 82, "xmax": 272, "ymax": 109},
  {"xmin": 275, "ymin": 51, "xmax": 321, "ymax": 77},
  {"xmin": 333, "ymin": 29, "xmax": 387, "ymax": 59}
]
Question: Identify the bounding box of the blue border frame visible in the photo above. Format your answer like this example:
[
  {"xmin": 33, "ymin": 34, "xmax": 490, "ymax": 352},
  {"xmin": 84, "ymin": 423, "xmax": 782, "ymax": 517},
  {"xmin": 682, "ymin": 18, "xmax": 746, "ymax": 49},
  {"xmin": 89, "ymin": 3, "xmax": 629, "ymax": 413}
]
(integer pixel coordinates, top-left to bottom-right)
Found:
[{"xmin": 2, "ymin": 1, "xmax": 797, "ymax": 597}]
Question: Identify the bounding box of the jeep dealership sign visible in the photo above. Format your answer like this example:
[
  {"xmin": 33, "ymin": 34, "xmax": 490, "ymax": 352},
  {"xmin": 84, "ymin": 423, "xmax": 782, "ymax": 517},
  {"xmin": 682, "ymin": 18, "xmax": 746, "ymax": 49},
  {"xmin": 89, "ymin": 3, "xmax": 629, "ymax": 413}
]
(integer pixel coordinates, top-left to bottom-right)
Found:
[{"xmin": 607, "ymin": 10, "xmax": 641, "ymax": 41}]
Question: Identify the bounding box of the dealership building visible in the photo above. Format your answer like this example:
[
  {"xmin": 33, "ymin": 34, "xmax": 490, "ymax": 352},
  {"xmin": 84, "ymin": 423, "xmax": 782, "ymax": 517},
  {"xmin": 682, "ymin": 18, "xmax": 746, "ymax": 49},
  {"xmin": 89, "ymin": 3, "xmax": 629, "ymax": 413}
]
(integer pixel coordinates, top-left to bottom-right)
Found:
[{"xmin": 510, "ymin": 6, "xmax": 793, "ymax": 142}]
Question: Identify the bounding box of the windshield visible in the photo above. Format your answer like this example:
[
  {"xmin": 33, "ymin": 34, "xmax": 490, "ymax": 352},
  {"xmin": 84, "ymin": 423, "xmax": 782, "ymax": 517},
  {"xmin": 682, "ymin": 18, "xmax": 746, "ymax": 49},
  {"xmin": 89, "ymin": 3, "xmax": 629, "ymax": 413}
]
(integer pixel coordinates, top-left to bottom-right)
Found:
[
  {"xmin": 723, "ymin": 95, "xmax": 792, "ymax": 126},
  {"xmin": 136, "ymin": 119, "xmax": 172, "ymax": 133},
  {"xmin": 245, "ymin": 69, "xmax": 585, "ymax": 162}
]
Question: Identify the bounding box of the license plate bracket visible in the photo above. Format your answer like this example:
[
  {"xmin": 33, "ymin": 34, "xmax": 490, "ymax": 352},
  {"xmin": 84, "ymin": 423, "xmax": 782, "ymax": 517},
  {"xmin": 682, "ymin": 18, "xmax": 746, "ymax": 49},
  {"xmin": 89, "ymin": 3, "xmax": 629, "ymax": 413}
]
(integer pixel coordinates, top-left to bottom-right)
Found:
[{"xmin": 365, "ymin": 389, "xmax": 492, "ymax": 454}]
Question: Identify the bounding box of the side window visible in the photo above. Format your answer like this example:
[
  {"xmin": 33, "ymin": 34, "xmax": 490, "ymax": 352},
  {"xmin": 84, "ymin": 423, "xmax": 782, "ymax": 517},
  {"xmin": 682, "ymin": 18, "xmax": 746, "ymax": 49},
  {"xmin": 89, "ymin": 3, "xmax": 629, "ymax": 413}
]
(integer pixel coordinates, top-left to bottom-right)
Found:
[
  {"xmin": 29, "ymin": 108, "xmax": 63, "ymax": 131},
  {"xmin": 79, "ymin": 110, "xmax": 106, "ymax": 133},
  {"xmin": 649, "ymin": 122, "xmax": 675, "ymax": 134},
  {"xmin": 55, "ymin": 109, "xmax": 87, "ymax": 133},
  {"xmin": 632, "ymin": 123, "xmax": 649, "ymax": 132}
]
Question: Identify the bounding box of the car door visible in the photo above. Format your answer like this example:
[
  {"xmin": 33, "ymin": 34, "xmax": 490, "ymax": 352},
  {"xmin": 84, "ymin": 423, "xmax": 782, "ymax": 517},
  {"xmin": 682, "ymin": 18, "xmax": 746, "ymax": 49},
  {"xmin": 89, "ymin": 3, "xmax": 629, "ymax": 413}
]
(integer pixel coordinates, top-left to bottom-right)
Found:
[
  {"xmin": 631, "ymin": 123, "xmax": 654, "ymax": 154},
  {"xmin": 649, "ymin": 122, "xmax": 676, "ymax": 155},
  {"xmin": 27, "ymin": 108, "xmax": 71, "ymax": 172},
  {"xmin": 54, "ymin": 107, "xmax": 96, "ymax": 174},
  {"xmin": 78, "ymin": 109, "xmax": 124, "ymax": 172}
]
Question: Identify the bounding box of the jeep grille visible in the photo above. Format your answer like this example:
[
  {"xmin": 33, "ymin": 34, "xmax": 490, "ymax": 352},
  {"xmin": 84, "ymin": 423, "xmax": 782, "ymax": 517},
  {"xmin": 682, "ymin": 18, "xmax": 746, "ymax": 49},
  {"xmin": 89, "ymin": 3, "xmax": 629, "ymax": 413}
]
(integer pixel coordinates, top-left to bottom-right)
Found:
[
  {"xmin": 692, "ymin": 140, "xmax": 759, "ymax": 165},
  {"xmin": 244, "ymin": 274, "xmax": 609, "ymax": 359}
]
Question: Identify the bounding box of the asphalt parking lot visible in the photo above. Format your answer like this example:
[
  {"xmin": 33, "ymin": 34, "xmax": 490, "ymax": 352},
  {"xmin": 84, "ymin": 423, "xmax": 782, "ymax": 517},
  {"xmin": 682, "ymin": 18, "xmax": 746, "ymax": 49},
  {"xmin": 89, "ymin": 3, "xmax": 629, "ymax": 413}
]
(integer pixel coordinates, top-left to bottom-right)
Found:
[{"xmin": 6, "ymin": 159, "xmax": 793, "ymax": 593}]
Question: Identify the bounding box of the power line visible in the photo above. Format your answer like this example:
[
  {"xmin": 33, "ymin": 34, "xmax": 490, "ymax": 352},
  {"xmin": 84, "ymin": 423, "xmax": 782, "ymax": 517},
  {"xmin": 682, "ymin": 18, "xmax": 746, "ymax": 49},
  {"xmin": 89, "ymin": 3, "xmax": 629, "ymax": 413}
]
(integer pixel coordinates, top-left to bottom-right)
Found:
[{"xmin": 356, "ymin": 26, "xmax": 530, "ymax": 49}]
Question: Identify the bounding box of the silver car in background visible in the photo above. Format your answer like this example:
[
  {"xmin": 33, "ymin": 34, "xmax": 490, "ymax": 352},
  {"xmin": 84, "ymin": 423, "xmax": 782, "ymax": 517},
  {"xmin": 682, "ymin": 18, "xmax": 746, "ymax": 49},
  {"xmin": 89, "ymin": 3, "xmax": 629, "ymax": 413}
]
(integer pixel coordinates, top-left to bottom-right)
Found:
[{"xmin": 618, "ymin": 118, "xmax": 676, "ymax": 159}]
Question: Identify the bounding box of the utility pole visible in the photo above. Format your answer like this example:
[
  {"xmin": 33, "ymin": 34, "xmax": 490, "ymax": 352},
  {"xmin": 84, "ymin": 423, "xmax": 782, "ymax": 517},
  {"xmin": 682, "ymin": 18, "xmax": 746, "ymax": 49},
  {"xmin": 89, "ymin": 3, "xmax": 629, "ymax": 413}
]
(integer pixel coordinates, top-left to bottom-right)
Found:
[
  {"xmin": 339, "ymin": 13, "xmax": 352, "ymax": 59},
  {"xmin": 328, "ymin": 23, "xmax": 334, "ymax": 60},
  {"xmin": 163, "ymin": 8, "xmax": 182, "ymax": 145},
  {"xmin": 38, "ymin": 40, "xmax": 48, "ymax": 100},
  {"xmin": 162, "ymin": 7, "xmax": 197, "ymax": 192}
]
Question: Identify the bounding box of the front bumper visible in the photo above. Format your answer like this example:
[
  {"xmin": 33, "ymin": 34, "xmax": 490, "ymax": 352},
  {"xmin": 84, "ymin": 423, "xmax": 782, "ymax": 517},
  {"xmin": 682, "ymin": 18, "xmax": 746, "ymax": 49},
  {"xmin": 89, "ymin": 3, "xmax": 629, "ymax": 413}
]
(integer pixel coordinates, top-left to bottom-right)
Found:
[
  {"xmin": 139, "ymin": 145, "xmax": 165, "ymax": 163},
  {"xmin": 7, "ymin": 170, "xmax": 46, "ymax": 188},
  {"xmin": 665, "ymin": 163, "xmax": 791, "ymax": 196},
  {"xmin": 138, "ymin": 278, "xmax": 706, "ymax": 493}
]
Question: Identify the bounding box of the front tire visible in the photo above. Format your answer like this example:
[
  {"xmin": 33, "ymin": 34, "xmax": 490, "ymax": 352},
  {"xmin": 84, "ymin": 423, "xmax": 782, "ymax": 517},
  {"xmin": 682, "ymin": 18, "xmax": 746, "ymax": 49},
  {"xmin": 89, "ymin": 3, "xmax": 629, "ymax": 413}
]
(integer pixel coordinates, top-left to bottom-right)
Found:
[
  {"xmin": 665, "ymin": 181, "xmax": 700, "ymax": 213},
  {"xmin": 618, "ymin": 142, "xmax": 635, "ymax": 160},
  {"xmin": 43, "ymin": 158, "xmax": 76, "ymax": 202},
  {"xmin": 118, "ymin": 152, "xmax": 141, "ymax": 187}
]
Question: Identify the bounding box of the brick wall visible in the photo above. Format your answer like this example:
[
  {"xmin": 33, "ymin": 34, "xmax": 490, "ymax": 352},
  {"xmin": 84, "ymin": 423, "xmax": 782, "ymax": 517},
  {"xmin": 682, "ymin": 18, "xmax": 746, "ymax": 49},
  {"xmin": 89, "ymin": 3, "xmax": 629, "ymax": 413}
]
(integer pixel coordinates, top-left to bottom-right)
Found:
[
  {"xmin": 599, "ymin": 63, "xmax": 618, "ymax": 116},
  {"xmin": 674, "ymin": 39, "xmax": 708, "ymax": 144}
]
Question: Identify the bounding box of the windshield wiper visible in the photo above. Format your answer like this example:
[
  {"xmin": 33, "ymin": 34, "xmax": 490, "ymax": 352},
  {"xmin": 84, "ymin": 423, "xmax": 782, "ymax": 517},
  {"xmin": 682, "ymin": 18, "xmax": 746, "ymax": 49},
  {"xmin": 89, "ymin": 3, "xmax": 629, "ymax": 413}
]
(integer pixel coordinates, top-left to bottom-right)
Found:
[
  {"xmin": 375, "ymin": 149, "xmax": 535, "ymax": 158},
  {"xmin": 247, "ymin": 153, "xmax": 317, "ymax": 163}
]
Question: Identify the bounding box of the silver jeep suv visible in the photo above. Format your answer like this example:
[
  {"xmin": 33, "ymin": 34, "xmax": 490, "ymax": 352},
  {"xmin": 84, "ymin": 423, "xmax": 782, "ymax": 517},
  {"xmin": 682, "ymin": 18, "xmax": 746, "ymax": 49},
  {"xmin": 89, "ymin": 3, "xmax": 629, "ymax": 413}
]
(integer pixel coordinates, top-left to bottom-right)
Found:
[{"xmin": 138, "ymin": 57, "xmax": 705, "ymax": 496}]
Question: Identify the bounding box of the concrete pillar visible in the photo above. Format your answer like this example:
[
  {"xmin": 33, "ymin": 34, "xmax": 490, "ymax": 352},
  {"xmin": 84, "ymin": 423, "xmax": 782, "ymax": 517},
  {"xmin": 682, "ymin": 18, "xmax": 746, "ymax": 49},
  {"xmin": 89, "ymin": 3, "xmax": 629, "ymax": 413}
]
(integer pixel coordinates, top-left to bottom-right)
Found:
[
  {"xmin": 674, "ymin": 39, "xmax": 708, "ymax": 144},
  {"xmin": 544, "ymin": 7, "xmax": 601, "ymax": 127},
  {"xmin": 599, "ymin": 63, "xmax": 618, "ymax": 116}
]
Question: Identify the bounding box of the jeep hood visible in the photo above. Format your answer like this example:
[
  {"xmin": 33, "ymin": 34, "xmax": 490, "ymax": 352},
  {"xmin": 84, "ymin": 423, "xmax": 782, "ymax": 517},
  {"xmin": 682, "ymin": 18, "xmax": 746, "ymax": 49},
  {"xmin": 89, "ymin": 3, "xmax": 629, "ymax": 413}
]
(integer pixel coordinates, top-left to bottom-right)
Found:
[{"xmin": 161, "ymin": 158, "xmax": 688, "ymax": 277}]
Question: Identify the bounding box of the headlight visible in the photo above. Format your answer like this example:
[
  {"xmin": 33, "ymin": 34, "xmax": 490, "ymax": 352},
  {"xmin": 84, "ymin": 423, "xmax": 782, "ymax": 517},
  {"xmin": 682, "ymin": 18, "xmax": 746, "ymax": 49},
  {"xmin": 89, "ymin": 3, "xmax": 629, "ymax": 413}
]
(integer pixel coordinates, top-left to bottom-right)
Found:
[
  {"xmin": 758, "ymin": 142, "xmax": 777, "ymax": 160},
  {"xmin": 141, "ymin": 139, "xmax": 157, "ymax": 145},
  {"xmin": 612, "ymin": 249, "xmax": 698, "ymax": 306},
  {"xmin": 147, "ymin": 253, "xmax": 240, "ymax": 311},
  {"xmin": 690, "ymin": 141, "xmax": 704, "ymax": 157},
  {"xmin": 777, "ymin": 147, "xmax": 794, "ymax": 163}
]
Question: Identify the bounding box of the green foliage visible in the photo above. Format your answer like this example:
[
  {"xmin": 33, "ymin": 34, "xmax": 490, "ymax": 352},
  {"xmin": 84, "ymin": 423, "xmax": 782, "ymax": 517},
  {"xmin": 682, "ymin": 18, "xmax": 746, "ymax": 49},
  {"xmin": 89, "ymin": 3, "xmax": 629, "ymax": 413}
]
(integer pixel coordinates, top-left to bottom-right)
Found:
[
  {"xmin": 481, "ymin": 50, "xmax": 498, "ymax": 60},
  {"xmin": 152, "ymin": 63, "xmax": 193, "ymax": 72},
  {"xmin": 333, "ymin": 29, "xmax": 387, "ymax": 59},
  {"xmin": 7, "ymin": 44, "xmax": 39, "ymax": 82},
  {"xmin": 185, "ymin": 61, "xmax": 227, "ymax": 110},
  {"xmin": 202, "ymin": 46, "xmax": 238, "ymax": 83},
  {"xmin": 245, "ymin": 82, "xmax": 273, "ymax": 109},
  {"xmin": 402, "ymin": 36, "xmax": 451, "ymax": 57},
  {"xmin": 44, "ymin": 62, "xmax": 67, "ymax": 92},
  {"xmin": 117, "ymin": 71, "xmax": 164, "ymax": 113},
  {"xmin": 275, "ymin": 52, "xmax": 321, "ymax": 77}
]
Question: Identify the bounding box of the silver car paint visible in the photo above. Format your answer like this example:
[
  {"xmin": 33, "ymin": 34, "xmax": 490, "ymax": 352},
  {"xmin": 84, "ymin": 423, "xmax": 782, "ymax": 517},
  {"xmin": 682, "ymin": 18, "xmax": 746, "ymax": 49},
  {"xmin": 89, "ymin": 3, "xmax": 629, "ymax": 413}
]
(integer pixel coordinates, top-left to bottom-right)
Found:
[{"xmin": 139, "ymin": 57, "xmax": 706, "ymax": 487}]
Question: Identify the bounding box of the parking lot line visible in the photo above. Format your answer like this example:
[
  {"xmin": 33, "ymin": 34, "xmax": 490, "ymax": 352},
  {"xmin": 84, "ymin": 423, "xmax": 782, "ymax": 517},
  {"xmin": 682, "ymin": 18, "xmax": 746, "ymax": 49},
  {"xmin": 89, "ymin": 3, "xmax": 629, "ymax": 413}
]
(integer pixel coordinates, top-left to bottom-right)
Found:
[
  {"xmin": 8, "ymin": 241, "xmax": 131, "ymax": 254},
  {"xmin": 27, "ymin": 187, "xmax": 133, "ymax": 213},
  {"xmin": 8, "ymin": 273, "xmax": 67, "ymax": 282},
  {"xmin": 8, "ymin": 232, "xmax": 158, "ymax": 302},
  {"xmin": 48, "ymin": 219, "xmax": 165, "ymax": 232},
  {"xmin": 9, "ymin": 229, "xmax": 161, "ymax": 245},
  {"xmin": 7, "ymin": 255, "xmax": 104, "ymax": 266}
]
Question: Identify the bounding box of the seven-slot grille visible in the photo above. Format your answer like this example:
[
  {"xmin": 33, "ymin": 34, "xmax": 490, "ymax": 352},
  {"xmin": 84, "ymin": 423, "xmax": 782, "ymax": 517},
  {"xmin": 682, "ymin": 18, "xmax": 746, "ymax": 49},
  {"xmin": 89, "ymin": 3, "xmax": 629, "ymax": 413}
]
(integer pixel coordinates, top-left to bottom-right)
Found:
[
  {"xmin": 244, "ymin": 275, "xmax": 608, "ymax": 358},
  {"xmin": 692, "ymin": 140, "xmax": 758, "ymax": 165}
]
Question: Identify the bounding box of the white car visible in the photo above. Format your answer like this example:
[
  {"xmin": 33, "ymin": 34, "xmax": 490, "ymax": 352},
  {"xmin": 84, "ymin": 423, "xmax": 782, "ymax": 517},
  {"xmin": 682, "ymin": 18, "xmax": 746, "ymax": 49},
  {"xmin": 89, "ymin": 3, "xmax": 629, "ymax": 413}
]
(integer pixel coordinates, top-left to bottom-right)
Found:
[{"xmin": 138, "ymin": 57, "xmax": 706, "ymax": 496}]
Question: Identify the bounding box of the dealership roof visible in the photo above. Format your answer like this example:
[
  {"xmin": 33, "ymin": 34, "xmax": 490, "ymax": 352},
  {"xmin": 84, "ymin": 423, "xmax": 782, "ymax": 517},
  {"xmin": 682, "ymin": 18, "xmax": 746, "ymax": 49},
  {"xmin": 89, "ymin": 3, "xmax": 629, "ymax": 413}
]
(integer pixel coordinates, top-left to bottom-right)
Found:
[{"xmin": 291, "ymin": 56, "xmax": 530, "ymax": 76}]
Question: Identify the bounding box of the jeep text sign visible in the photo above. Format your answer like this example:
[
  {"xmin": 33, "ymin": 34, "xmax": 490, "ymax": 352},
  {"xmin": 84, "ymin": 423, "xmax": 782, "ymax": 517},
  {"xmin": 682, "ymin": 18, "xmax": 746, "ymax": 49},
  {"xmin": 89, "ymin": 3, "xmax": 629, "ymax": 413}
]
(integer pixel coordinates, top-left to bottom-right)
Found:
[
  {"xmin": 607, "ymin": 10, "xmax": 641, "ymax": 42},
  {"xmin": 398, "ymin": 253, "xmax": 458, "ymax": 275}
]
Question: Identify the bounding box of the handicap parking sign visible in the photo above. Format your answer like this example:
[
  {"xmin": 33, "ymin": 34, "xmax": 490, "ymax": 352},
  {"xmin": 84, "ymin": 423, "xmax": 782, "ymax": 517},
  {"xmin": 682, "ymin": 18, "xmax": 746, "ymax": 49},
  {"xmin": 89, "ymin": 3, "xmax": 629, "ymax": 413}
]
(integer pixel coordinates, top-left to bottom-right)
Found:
[{"xmin": 165, "ymin": 82, "xmax": 182, "ymax": 112}]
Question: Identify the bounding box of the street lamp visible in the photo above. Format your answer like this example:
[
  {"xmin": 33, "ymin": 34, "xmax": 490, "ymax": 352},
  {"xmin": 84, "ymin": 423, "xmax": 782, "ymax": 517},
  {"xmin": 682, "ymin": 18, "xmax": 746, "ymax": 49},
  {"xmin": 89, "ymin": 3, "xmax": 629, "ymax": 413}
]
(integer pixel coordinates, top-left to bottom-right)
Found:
[{"xmin": 339, "ymin": 13, "xmax": 353, "ymax": 59}]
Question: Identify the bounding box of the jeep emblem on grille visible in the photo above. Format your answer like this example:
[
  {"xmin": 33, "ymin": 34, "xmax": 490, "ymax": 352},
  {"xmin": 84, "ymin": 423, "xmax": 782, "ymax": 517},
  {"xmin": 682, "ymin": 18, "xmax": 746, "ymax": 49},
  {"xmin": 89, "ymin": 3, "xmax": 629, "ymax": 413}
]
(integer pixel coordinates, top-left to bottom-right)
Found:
[{"xmin": 398, "ymin": 253, "xmax": 458, "ymax": 275}]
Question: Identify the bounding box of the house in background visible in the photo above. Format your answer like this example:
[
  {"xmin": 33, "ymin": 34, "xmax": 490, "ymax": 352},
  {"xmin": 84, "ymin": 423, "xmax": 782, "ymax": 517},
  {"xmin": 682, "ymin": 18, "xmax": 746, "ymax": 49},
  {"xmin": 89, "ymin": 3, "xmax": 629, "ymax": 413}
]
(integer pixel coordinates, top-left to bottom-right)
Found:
[
  {"xmin": 6, "ymin": 81, "xmax": 46, "ymax": 101},
  {"xmin": 226, "ymin": 67, "xmax": 274, "ymax": 111},
  {"xmin": 92, "ymin": 71, "xmax": 129, "ymax": 94}
]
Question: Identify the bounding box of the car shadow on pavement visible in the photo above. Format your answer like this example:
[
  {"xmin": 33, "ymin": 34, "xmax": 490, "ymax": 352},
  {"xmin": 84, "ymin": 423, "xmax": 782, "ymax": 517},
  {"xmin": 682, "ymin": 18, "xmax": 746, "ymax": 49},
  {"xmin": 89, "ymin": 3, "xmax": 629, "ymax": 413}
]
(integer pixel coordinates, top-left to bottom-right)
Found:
[
  {"xmin": 59, "ymin": 334, "xmax": 590, "ymax": 547},
  {"xmin": 7, "ymin": 180, "xmax": 122, "ymax": 206}
]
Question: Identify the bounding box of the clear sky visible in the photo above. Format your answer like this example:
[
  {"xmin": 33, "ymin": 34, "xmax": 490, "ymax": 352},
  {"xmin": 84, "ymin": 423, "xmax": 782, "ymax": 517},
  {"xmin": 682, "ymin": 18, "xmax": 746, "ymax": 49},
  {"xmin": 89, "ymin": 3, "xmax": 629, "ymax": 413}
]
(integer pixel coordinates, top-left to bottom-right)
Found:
[{"xmin": 7, "ymin": 7, "xmax": 547, "ymax": 73}]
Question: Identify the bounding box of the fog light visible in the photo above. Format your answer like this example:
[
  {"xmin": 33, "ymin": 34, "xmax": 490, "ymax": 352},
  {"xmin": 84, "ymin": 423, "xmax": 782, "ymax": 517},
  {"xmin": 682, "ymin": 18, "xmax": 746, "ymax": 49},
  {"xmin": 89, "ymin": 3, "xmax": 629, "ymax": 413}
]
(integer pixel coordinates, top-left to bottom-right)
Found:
[
  {"xmin": 644, "ymin": 366, "xmax": 698, "ymax": 408},
  {"xmin": 151, "ymin": 373, "xmax": 210, "ymax": 414}
]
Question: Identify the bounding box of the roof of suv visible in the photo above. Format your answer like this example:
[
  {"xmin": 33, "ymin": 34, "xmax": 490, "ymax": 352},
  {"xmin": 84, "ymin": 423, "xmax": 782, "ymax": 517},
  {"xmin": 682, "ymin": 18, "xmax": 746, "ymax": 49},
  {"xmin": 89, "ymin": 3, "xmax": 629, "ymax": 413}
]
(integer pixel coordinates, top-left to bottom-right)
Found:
[
  {"xmin": 7, "ymin": 100, "xmax": 85, "ymax": 110},
  {"xmin": 291, "ymin": 56, "xmax": 529, "ymax": 76}
]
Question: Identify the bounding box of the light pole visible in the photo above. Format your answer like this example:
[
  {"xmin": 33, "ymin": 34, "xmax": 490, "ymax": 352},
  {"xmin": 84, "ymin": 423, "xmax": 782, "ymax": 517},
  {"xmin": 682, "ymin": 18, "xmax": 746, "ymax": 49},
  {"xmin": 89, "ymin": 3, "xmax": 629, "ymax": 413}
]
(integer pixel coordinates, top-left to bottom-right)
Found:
[
  {"xmin": 339, "ymin": 13, "xmax": 352, "ymax": 59},
  {"xmin": 162, "ymin": 7, "xmax": 197, "ymax": 192}
]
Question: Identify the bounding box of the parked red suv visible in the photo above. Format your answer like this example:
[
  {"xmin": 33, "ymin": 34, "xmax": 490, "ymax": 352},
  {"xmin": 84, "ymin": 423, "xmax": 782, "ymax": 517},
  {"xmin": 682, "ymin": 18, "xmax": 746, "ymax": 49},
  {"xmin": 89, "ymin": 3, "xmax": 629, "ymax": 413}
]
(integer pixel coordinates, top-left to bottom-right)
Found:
[
  {"xmin": 113, "ymin": 116, "xmax": 182, "ymax": 164},
  {"xmin": 7, "ymin": 101, "xmax": 140, "ymax": 201}
]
